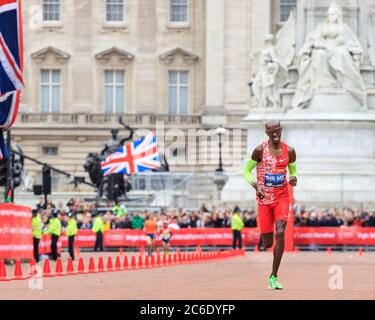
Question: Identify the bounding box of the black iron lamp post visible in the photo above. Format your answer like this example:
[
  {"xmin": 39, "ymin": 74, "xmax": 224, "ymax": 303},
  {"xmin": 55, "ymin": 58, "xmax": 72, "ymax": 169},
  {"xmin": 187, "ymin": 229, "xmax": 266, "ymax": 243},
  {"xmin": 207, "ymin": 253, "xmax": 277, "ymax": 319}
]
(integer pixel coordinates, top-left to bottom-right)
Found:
[
  {"xmin": 213, "ymin": 125, "xmax": 228, "ymax": 202},
  {"xmin": 215, "ymin": 125, "xmax": 227, "ymax": 172}
]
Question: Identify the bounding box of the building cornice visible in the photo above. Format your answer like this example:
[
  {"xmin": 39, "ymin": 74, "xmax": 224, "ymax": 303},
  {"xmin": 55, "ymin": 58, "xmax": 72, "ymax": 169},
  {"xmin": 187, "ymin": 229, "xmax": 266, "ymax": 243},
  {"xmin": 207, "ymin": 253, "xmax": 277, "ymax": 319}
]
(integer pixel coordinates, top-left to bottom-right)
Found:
[
  {"xmin": 31, "ymin": 46, "xmax": 71, "ymax": 63},
  {"xmin": 159, "ymin": 47, "xmax": 199, "ymax": 65},
  {"xmin": 95, "ymin": 47, "xmax": 135, "ymax": 63}
]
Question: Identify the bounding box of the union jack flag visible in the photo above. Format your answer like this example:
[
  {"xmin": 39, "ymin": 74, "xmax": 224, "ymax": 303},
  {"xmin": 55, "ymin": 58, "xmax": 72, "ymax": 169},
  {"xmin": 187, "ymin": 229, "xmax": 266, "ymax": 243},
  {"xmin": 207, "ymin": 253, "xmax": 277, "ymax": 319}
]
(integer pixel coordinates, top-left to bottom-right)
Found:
[
  {"xmin": 0, "ymin": 0, "xmax": 23, "ymax": 160},
  {"xmin": 101, "ymin": 132, "xmax": 161, "ymax": 176}
]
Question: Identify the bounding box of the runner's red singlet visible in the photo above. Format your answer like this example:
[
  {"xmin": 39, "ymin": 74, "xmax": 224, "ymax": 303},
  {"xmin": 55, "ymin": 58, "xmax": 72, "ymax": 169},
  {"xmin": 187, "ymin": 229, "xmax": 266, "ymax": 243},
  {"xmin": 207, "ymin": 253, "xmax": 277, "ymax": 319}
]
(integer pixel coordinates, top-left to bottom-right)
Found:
[{"xmin": 256, "ymin": 141, "xmax": 290, "ymax": 233}]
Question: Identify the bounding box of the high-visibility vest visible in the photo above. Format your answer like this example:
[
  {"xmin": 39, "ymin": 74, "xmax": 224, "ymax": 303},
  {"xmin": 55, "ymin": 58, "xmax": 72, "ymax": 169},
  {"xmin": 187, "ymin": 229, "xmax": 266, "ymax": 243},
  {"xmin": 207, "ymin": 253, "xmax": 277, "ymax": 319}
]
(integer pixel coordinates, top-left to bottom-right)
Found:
[
  {"xmin": 66, "ymin": 218, "xmax": 78, "ymax": 237},
  {"xmin": 92, "ymin": 216, "xmax": 105, "ymax": 234},
  {"xmin": 44, "ymin": 217, "xmax": 62, "ymax": 236},
  {"xmin": 231, "ymin": 213, "xmax": 244, "ymax": 231},
  {"xmin": 32, "ymin": 215, "xmax": 42, "ymax": 239}
]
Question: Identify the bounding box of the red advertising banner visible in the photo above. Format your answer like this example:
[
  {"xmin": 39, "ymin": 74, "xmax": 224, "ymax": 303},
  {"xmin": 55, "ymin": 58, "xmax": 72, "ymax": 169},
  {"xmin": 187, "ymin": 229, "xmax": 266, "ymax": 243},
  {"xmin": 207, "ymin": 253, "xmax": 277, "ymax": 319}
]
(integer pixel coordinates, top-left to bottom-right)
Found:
[
  {"xmin": 53, "ymin": 229, "xmax": 260, "ymax": 248},
  {"xmin": 39, "ymin": 234, "xmax": 62, "ymax": 255},
  {"xmin": 294, "ymin": 227, "xmax": 375, "ymax": 245},
  {"xmin": 38, "ymin": 227, "xmax": 375, "ymax": 249},
  {"xmin": 0, "ymin": 203, "xmax": 33, "ymax": 260}
]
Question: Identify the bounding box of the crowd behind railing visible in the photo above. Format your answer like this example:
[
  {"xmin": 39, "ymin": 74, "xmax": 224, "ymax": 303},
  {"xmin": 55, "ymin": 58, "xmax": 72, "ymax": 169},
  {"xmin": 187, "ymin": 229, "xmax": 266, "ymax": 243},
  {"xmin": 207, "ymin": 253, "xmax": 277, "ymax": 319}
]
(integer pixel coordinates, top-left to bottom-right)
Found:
[{"xmin": 34, "ymin": 197, "xmax": 375, "ymax": 231}]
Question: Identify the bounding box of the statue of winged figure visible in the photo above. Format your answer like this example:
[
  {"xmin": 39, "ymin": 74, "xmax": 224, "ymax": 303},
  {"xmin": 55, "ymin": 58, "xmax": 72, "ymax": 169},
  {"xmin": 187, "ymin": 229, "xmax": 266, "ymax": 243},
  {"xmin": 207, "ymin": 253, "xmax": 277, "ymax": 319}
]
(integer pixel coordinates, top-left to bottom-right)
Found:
[{"xmin": 249, "ymin": 10, "xmax": 296, "ymax": 108}]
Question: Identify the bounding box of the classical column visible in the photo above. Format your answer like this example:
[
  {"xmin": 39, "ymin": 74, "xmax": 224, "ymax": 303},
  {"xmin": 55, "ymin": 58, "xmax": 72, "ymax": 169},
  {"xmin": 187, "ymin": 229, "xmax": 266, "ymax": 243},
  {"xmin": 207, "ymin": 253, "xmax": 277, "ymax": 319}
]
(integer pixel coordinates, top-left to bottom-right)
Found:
[
  {"xmin": 202, "ymin": 0, "xmax": 226, "ymax": 125},
  {"xmin": 71, "ymin": 1, "xmax": 93, "ymax": 112},
  {"xmin": 135, "ymin": 0, "xmax": 157, "ymax": 113}
]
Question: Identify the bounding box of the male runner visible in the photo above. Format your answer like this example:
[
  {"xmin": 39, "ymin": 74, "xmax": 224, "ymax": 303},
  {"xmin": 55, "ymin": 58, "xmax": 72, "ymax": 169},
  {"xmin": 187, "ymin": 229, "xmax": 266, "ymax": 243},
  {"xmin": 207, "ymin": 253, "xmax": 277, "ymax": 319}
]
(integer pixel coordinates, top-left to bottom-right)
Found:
[
  {"xmin": 243, "ymin": 120, "xmax": 297, "ymax": 290},
  {"xmin": 159, "ymin": 222, "xmax": 173, "ymax": 256}
]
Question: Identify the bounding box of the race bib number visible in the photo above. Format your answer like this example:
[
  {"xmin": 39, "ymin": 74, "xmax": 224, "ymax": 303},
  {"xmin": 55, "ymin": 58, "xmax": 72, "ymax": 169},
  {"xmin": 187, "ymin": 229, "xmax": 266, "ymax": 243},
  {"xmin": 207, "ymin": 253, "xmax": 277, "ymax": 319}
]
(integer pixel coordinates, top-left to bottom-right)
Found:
[{"xmin": 264, "ymin": 173, "xmax": 285, "ymax": 187}]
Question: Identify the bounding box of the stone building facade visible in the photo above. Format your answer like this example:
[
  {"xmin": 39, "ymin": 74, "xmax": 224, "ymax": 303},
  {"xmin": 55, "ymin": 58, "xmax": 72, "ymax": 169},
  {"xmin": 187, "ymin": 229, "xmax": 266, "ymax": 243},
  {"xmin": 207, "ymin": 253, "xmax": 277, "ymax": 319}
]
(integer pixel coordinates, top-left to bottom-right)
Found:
[{"xmin": 13, "ymin": 0, "xmax": 375, "ymax": 193}]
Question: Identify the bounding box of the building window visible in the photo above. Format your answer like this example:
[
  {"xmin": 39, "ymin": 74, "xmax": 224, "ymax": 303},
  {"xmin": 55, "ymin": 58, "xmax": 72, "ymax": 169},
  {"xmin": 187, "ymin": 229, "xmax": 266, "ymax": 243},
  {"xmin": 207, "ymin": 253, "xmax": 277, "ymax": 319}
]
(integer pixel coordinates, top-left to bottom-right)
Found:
[
  {"xmin": 280, "ymin": 0, "xmax": 296, "ymax": 22},
  {"xmin": 41, "ymin": 70, "xmax": 61, "ymax": 113},
  {"xmin": 106, "ymin": 0, "xmax": 124, "ymax": 22},
  {"xmin": 43, "ymin": 0, "xmax": 60, "ymax": 21},
  {"xmin": 105, "ymin": 70, "xmax": 125, "ymax": 114},
  {"xmin": 169, "ymin": 71, "xmax": 188, "ymax": 114},
  {"xmin": 170, "ymin": 0, "xmax": 188, "ymax": 23},
  {"xmin": 42, "ymin": 146, "xmax": 58, "ymax": 156}
]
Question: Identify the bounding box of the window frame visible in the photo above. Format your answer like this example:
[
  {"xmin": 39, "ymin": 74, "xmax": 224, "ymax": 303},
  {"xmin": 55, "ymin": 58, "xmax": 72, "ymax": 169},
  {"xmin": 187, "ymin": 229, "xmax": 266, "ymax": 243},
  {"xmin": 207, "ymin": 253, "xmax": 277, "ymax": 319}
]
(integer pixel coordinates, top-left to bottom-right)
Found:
[
  {"xmin": 40, "ymin": 69, "xmax": 61, "ymax": 114},
  {"xmin": 168, "ymin": 70, "xmax": 189, "ymax": 115},
  {"xmin": 41, "ymin": 146, "xmax": 59, "ymax": 157},
  {"xmin": 103, "ymin": 0, "xmax": 127, "ymax": 29},
  {"xmin": 279, "ymin": 0, "xmax": 296, "ymax": 23},
  {"xmin": 42, "ymin": 0, "xmax": 61, "ymax": 22},
  {"xmin": 106, "ymin": 0, "xmax": 124, "ymax": 22},
  {"xmin": 104, "ymin": 69, "xmax": 125, "ymax": 114},
  {"xmin": 168, "ymin": 0, "xmax": 190, "ymax": 29}
]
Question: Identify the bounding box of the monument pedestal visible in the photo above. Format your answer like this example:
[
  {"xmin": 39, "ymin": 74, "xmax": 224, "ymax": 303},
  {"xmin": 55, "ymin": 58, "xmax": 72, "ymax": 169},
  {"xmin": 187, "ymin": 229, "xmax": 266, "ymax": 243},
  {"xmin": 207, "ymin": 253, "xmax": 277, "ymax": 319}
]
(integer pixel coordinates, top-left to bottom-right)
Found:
[{"xmin": 222, "ymin": 110, "xmax": 375, "ymax": 207}]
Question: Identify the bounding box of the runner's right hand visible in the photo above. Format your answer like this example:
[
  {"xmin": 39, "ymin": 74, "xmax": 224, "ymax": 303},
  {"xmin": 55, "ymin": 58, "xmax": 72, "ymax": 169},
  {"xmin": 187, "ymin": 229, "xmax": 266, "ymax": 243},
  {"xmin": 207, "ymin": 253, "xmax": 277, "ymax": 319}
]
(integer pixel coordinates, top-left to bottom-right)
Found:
[{"xmin": 255, "ymin": 185, "xmax": 266, "ymax": 200}]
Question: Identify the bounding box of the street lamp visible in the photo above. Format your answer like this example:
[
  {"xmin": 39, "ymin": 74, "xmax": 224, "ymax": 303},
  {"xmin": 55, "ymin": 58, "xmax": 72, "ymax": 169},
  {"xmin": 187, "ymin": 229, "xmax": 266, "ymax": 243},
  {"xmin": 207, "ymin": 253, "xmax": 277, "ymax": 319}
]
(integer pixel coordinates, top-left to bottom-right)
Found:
[
  {"xmin": 215, "ymin": 125, "xmax": 227, "ymax": 172},
  {"xmin": 213, "ymin": 125, "xmax": 228, "ymax": 202}
]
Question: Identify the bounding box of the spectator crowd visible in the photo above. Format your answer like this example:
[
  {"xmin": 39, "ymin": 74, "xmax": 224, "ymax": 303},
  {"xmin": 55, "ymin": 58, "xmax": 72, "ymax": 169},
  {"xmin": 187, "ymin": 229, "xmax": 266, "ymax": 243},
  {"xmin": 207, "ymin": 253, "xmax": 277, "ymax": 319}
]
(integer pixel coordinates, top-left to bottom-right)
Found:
[{"xmin": 34, "ymin": 197, "xmax": 375, "ymax": 232}]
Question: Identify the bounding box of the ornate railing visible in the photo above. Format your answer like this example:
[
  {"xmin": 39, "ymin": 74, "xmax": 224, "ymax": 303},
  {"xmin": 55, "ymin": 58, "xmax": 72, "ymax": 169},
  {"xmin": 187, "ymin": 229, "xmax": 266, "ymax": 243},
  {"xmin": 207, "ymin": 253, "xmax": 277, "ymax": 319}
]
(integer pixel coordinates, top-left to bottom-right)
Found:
[{"xmin": 15, "ymin": 113, "xmax": 203, "ymax": 127}]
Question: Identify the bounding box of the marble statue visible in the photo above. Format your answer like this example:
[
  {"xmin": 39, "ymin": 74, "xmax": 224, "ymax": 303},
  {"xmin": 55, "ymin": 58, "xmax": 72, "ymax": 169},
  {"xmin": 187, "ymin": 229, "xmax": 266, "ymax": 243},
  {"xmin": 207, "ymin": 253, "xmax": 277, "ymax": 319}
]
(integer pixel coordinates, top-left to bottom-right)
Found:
[
  {"xmin": 368, "ymin": 11, "xmax": 375, "ymax": 68},
  {"xmin": 292, "ymin": 3, "xmax": 365, "ymax": 109},
  {"xmin": 250, "ymin": 11, "xmax": 296, "ymax": 108}
]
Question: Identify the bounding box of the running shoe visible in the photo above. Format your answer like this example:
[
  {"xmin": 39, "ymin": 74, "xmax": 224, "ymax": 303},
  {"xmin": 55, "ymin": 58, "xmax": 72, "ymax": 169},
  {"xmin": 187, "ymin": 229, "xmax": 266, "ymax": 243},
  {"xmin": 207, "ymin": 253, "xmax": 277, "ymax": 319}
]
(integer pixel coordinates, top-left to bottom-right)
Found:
[{"xmin": 268, "ymin": 275, "xmax": 283, "ymax": 290}]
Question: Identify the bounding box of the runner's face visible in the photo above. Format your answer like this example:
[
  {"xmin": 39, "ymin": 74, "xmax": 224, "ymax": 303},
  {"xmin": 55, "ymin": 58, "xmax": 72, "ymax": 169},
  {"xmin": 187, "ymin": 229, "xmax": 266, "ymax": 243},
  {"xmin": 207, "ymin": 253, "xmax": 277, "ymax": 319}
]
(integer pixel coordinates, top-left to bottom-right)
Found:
[{"xmin": 265, "ymin": 124, "xmax": 283, "ymax": 144}]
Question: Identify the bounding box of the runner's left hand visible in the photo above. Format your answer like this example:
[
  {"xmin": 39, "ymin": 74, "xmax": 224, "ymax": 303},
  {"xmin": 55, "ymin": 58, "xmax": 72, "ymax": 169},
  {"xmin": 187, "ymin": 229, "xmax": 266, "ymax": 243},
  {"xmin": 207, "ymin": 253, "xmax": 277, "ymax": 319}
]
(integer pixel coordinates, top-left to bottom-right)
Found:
[{"xmin": 289, "ymin": 176, "xmax": 297, "ymax": 186}]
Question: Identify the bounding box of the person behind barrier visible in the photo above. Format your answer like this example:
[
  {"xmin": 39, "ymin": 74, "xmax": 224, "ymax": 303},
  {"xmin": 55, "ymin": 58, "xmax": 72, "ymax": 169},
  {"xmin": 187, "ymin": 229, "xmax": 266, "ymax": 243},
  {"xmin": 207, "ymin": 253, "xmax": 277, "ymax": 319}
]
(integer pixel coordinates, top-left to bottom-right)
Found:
[
  {"xmin": 43, "ymin": 210, "xmax": 62, "ymax": 261},
  {"xmin": 231, "ymin": 207, "xmax": 244, "ymax": 250},
  {"xmin": 92, "ymin": 212, "xmax": 105, "ymax": 252},
  {"xmin": 65, "ymin": 212, "xmax": 78, "ymax": 260},
  {"xmin": 131, "ymin": 211, "xmax": 144, "ymax": 230},
  {"xmin": 32, "ymin": 209, "xmax": 42, "ymax": 262}
]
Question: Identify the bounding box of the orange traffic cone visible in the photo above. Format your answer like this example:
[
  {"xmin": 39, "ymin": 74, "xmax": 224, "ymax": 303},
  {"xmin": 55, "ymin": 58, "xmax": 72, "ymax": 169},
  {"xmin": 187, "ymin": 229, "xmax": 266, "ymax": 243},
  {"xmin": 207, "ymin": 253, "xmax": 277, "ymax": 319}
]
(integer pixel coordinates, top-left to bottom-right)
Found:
[
  {"xmin": 144, "ymin": 256, "xmax": 150, "ymax": 268},
  {"xmin": 0, "ymin": 260, "xmax": 10, "ymax": 281},
  {"xmin": 156, "ymin": 252, "xmax": 162, "ymax": 267},
  {"xmin": 137, "ymin": 255, "xmax": 144, "ymax": 269},
  {"xmin": 295, "ymin": 246, "xmax": 299, "ymax": 254},
  {"xmin": 12, "ymin": 259, "xmax": 26, "ymax": 280},
  {"xmin": 139, "ymin": 246, "xmax": 145, "ymax": 255},
  {"xmin": 115, "ymin": 256, "xmax": 122, "ymax": 271},
  {"xmin": 327, "ymin": 247, "xmax": 332, "ymax": 255},
  {"xmin": 66, "ymin": 258, "xmax": 76, "ymax": 275},
  {"xmin": 150, "ymin": 255, "xmax": 156, "ymax": 268},
  {"xmin": 43, "ymin": 258, "xmax": 53, "ymax": 277},
  {"xmin": 358, "ymin": 248, "xmax": 363, "ymax": 256},
  {"xmin": 162, "ymin": 253, "xmax": 168, "ymax": 266},
  {"xmin": 168, "ymin": 253, "xmax": 172, "ymax": 265},
  {"xmin": 98, "ymin": 256, "xmax": 105, "ymax": 272},
  {"xmin": 88, "ymin": 257, "xmax": 97, "ymax": 273},
  {"xmin": 107, "ymin": 256, "xmax": 114, "ymax": 272},
  {"xmin": 176, "ymin": 249, "xmax": 181, "ymax": 264},
  {"xmin": 119, "ymin": 248, "xmax": 124, "ymax": 256},
  {"xmin": 130, "ymin": 256, "xmax": 137, "ymax": 270},
  {"xmin": 77, "ymin": 257, "xmax": 86, "ymax": 274},
  {"xmin": 123, "ymin": 255, "xmax": 129, "ymax": 270},
  {"xmin": 54, "ymin": 258, "xmax": 64, "ymax": 276}
]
